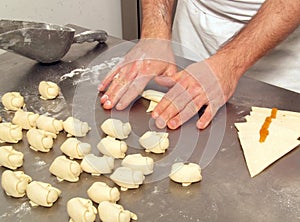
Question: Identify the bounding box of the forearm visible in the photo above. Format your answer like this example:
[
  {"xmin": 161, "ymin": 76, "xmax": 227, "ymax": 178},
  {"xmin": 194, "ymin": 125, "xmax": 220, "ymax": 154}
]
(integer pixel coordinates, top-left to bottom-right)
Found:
[
  {"xmin": 140, "ymin": 0, "xmax": 175, "ymax": 39},
  {"xmin": 207, "ymin": 0, "xmax": 300, "ymax": 83}
]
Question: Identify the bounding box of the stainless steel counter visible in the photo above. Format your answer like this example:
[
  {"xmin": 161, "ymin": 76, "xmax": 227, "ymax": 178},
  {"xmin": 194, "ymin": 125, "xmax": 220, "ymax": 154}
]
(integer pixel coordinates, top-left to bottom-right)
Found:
[{"xmin": 0, "ymin": 26, "xmax": 299, "ymax": 222}]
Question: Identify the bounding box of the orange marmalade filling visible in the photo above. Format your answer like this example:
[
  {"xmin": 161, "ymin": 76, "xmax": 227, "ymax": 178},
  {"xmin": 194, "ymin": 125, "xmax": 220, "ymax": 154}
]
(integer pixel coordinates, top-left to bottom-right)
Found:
[{"xmin": 259, "ymin": 108, "xmax": 278, "ymax": 143}]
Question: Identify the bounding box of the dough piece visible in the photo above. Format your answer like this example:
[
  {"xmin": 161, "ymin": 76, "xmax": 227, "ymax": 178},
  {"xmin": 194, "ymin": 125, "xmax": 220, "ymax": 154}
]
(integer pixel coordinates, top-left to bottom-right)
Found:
[
  {"xmin": 169, "ymin": 162, "xmax": 202, "ymax": 187},
  {"xmin": 49, "ymin": 155, "xmax": 82, "ymax": 182},
  {"xmin": 0, "ymin": 116, "xmax": 2, "ymax": 122},
  {"xmin": 146, "ymin": 100, "xmax": 158, "ymax": 113},
  {"xmin": 110, "ymin": 167, "xmax": 145, "ymax": 191},
  {"xmin": 26, "ymin": 128, "xmax": 56, "ymax": 152},
  {"xmin": 63, "ymin": 117, "xmax": 91, "ymax": 137},
  {"xmin": 87, "ymin": 182, "xmax": 120, "ymax": 204},
  {"xmin": 36, "ymin": 115, "xmax": 63, "ymax": 134},
  {"xmin": 1, "ymin": 92, "xmax": 25, "ymax": 111},
  {"xmin": 67, "ymin": 197, "xmax": 97, "ymax": 222},
  {"xmin": 0, "ymin": 146, "xmax": 24, "ymax": 169},
  {"xmin": 97, "ymin": 136, "xmax": 127, "ymax": 159},
  {"xmin": 0, "ymin": 122, "xmax": 23, "ymax": 143},
  {"xmin": 12, "ymin": 110, "xmax": 39, "ymax": 130},
  {"xmin": 139, "ymin": 131, "xmax": 169, "ymax": 154},
  {"xmin": 60, "ymin": 138, "xmax": 91, "ymax": 159},
  {"xmin": 26, "ymin": 181, "xmax": 61, "ymax": 207},
  {"xmin": 81, "ymin": 154, "xmax": 114, "ymax": 176},
  {"xmin": 39, "ymin": 81, "xmax": 60, "ymax": 100},
  {"xmin": 121, "ymin": 154, "xmax": 154, "ymax": 175},
  {"xmin": 141, "ymin": 90, "xmax": 165, "ymax": 103},
  {"xmin": 100, "ymin": 118, "xmax": 131, "ymax": 139},
  {"xmin": 1, "ymin": 170, "xmax": 32, "ymax": 198},
  {"xmin": 98, "ymin": 201, "xmax": 138, "ymax": 222}
]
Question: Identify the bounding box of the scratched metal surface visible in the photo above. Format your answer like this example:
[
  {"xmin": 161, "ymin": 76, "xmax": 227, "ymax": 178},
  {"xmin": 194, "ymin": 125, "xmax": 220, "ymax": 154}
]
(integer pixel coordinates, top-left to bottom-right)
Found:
[{"xmin": 0, "ymin": 26, "xmax": 299, "ymax": 222}]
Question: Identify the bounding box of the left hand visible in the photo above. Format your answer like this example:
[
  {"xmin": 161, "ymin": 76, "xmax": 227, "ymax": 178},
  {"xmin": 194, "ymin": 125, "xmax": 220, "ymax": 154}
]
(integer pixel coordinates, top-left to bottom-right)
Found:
[{"xmin": 152, "ymin": 60, "xmax": 239, "ymax": 129}]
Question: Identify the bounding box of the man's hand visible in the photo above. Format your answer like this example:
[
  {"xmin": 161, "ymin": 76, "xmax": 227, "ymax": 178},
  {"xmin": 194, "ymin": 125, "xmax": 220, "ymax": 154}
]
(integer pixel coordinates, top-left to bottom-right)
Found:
[{"xmin": 98, "ymin": 39, "xmax": 177, "ymax": 110}]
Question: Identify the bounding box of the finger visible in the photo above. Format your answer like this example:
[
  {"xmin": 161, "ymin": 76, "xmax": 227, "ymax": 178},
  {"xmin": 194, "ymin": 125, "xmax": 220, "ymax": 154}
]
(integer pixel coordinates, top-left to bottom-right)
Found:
[
  {"xmin": 196, "ymin": 104, "xmax": 215, "ymax": 129},
  {"xmin": 116, "ymin": 75, "xmax": 153, "ymax": 110},
  {"xmin": 98, "ymin": 66, "xmax": 121, "ymax": 92},
  {"xmin": 154, "ymin": 64, "xmax": 177, "ymax": 87},
  {"xmin": 167, "ymin": 94, "xmax": 205, "ymax": 129}
]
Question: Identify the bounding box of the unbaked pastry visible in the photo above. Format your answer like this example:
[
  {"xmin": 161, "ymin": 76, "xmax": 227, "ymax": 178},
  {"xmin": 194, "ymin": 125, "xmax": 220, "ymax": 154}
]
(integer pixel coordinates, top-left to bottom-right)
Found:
[
  {"xmin": 49, "ymin": 155, "xmax": 82, "ymax": 182},
  {"xmin": 169, "ymin": 162, "xmax": 202, "ymax": 186},
  {"xmin": 141, "ymin": 90, "xmax": 165, "ymax": 103},
  {"xmin": 121, "ymin": 154, "xmax": 154, "ymax": 175},
  {"xmin": 80, "ymin": 154, "xmax": 114, "ymax": 176},
  {"xmin": 110, "ymin": 167, "xmax": 145, "ymax": 191},
  {"xmin": 63, "ymin": 117, "xmax": 91, "ymax": 137},
  {"xmin": 26, "ymin": 128, "xmax": 57, "ymax": 152},
  {"xmin": 36, "ymin": 115, "xmax": 63, "ymax": 134},
  {"xmin": 98, "ymin": 201, "xmax": 138, "ymax": 222},
  {"xmin": 0, "ymin": 146, "xmax": 24, "ymax": 170},
  {"xmin": 97, "ymin": 136, "xmax": 127, "ymax": 159},
  {"xmin": 26, "ymin": 181, "xmax": 61, "ymax": 207},
  {"xmin": 12, "ymin": 110, "xmax": 39, "ymax": 130},
  {"xmin": 60, "ymin": 137, "xmax": 91, "ymax": 159},
  {"xmin": 67, "ymin": 197, "xmax": 97, "ymax": 222},
  {"xmin": 1, "ymin": 92, "xmax": 25, "ymax": 111},
  {"xmin": 0, "ymin": 122, "xmax": 23, "ymax": 143},
  {"xmin": 139, "ymin": 131, "xmax": 169, "ymax": 154},
  {"xmin": 100, "ymin": 118, "xmax": 131, "ymax": 139},
  {"xmin": 1, "ymin": 170, "xmax": 32, "ymax": 197},
  {"xmin": 39, "ymin": 81, "xmax": 60, "ymax": 100},
  {"xmin": 87, "ymin": 182, "xmax": 120, "ymax": 204}
]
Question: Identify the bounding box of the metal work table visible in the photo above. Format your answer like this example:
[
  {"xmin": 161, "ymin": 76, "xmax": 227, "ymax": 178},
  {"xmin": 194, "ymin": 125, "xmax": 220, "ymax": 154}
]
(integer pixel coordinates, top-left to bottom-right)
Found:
[{"xmin": 0, "ymin": 26, "xmax": 299, "ymax": 222}]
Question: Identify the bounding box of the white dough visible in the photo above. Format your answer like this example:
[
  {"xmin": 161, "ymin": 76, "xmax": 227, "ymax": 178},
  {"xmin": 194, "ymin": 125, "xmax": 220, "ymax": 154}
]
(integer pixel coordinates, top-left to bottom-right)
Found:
[
  {"xmin": 141, "ymin": 90, "xmax": 165, "ymax": 103},
  {"xmin": 63, "ymin": 117, "xmax": 91, "ymax": 137},
  {"xmin": 0, "ymin": 122, "xmax": 23, "ymax": 143},
  {"xmin": 100, "ymin": 118, "xmax": 131, "ymax": 139},
  {"xmin": 0, "ymin": 146, "xmax": 24, "ymax": 170},
  {"xmin": 146, "ymin": 100, "xmax": 158, "ymax": 113},
  {"xmin": 139, "ymin": 131, "xmax": 169, "ymax": 154},
  {"xmin": 98, "ymin": 201, "xmax": 138, "ymax": 222},
  {"xmin": 60, "ymin": 137, "xmax": 91, "ymax": 159},
  {"xmin": 169, "ymin": 162, "xmax": 202, "ymax": 187},
  {"xmin": 80, "ymin": 154, "xmax": 114, "ymax": 176},
  {"xmin": 49, "ymin": 155, "xmax": 82, "ymax": 182},
  {"xmin": 97, "ymin": 136, "xmax": 127, "ymax": 159},
  {"xmin": 1, "ymin": 92, "xmax": 25, "ymax": 111},
  {"xmin": 26, "ymin": 128, "xmax": 56, "ymax": 152},
  {"xmin": 39, "ymin": 81, "xmax": 60, "ymax": 100},
  {"xmin": 36, "ymin": 115, "xmax": 63, "ymax": 134},
  {"xmin": 87, "ymin": 182, "xmax": 120, "ymax": 204},
  {"xmin": 67, "ymin": 197, "xmax": 97, "ymax": 222},
  {"xmin": 110, "ymin": 167, "xmax": 145, "ymax": 191},
  {"xmin": 26, "ymin": 181, "xmax": 61, "ymax": 207},
  {"xmin": 12, "ymin": 110, "xmax": 39, "ymax": 130},
  {"xmin": 121, "ymin": 154, "xmax": 154, "ymax": 175},
  {"xmin": 1, "ymin": 170, "xmax": 32, "ymax": 198}
]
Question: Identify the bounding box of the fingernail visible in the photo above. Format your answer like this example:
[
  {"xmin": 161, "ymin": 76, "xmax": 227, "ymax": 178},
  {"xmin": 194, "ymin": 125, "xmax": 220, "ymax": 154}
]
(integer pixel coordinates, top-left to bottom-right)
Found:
[
  {"xmin": 169, "ymin": 119, "xmax": 177, "ymax": 128},
  {"xmin": 100, "ymin": 94, "xmax": 108, "ymax": 103},
  {"xmin": 156, "ymin": 117, "xmax": 166, "ymax": 129},
  {"xmin": 197, "ymin": 121, "xmax": 208, "ymax": 129},
  {"xmin": 152, "ymin": 111, "xmax": 159, "ymax": 119},
  {"xmin": 98, "ymin": 84, "xmax": 103, "ymax": 91},
  {"xmin": 116, "ymin": 103, "xmax": 123, "ymax": 110},
  {"xmin": 103, "ymin": 100, "xmax": 112, "ymax": 108}
]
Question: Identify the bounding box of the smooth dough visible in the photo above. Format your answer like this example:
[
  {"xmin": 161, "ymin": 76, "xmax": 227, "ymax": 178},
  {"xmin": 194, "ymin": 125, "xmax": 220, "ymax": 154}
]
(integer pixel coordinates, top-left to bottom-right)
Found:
[
  {"xmin": 110, "ymin": 167, "xmax": 145, "ymax": 191},
  {"xmin": 26, "ymin": 181, "xmax": 61, "ymax": 207},
  {"xmin": 12, "ymin": 110, "xmax": 39, "ymax": 130},
  {"xmin": 80, "ymin": 154, "xmax": 114, "ymax": 176},
  {"xmin": 49, "ymin": 155, "xmax": 82, "ymax": 182},
  {"xmin": 141, "ymin": 90, "xmax": 165, "ymax": 103},
  {"xmin": 146, "ymin": 100, "xmax": 158, "ymax": 113},
  {"xmin": 39, "ymin": 81, "xmax": 60, "ymax": 100},
  {"xmin": 1, "ymin": 92, "xmax": 25, "ymax": 111},
  {"xmin": 26, "ymin": 128, "xmax": 57, "ymax": 152},
  {"xmin": 98, "ymin": 201, "xmax": 138, "ymax": 222},
  {"xmin": 1, "ymin": 170, "xmax": 32, "ymax": 197},
  {"xmin": 100, "ymin": 118, "xmax": 131, "ymax": 139},
  {"xmin": 0, "ymin": 122, "xmax": 23, "ymax": 143},
  {"xmin": 87, "ymin": 182, "xmax": 120, "ymax": 204},
  {"xmin": 97, "ymin": 136, "xmax": 127, "ymax": 159},
  {"xmin": 36, "ymin": 115, "xmax": 63, "ymax": 134},
  {"xmin": 63, "ymin": 117, "xmax": 91, "ymax": 137},
  {"xmin": 67, "ymin": 197, "xmax": 97, "ymax": 222},
  {"xmin": 121, "ymin": 154, "xmax": 154, "ymax": 175},
  {"xmin": 139, "ymin": 131, "xmax": 169, "ymax": 154},
  {"xmin": 0, "ymin": 146, "xmax": 24, "ymax": 170},
  {"xmin": 60, "ymin": 137, "xmax": 91, "ymax": 159},
  {"xmin": 169, "ymin": 162, "xmax": 202, "ymax": 187}
]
